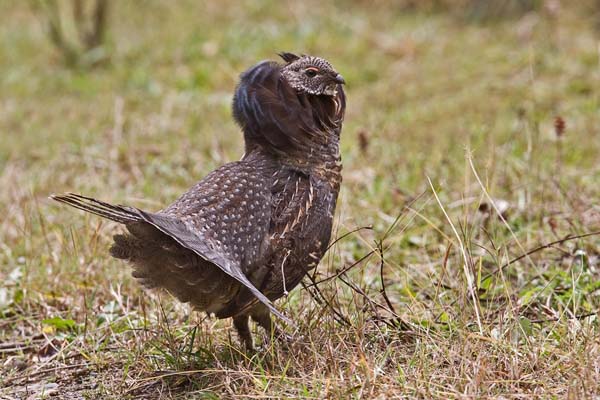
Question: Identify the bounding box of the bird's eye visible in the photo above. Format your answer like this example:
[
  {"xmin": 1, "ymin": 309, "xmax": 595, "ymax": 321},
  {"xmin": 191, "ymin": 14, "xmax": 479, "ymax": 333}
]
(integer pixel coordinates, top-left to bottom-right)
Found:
[{"xmin": 304, "ymin": 67, "xmax": 319, "ymax": 78}]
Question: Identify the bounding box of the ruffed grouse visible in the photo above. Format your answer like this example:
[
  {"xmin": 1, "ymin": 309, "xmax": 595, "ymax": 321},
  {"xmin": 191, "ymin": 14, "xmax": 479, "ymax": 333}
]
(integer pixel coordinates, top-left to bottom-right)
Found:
[{"xmin": 51, "ymin": 52, "xmax": 346, "ymax": 349}]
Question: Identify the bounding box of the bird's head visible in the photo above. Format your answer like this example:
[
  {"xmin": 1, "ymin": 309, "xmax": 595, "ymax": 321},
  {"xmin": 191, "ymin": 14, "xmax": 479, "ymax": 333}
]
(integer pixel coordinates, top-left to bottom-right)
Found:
[{"xmin": 279, "ymin": 52, "xmax": 345, "ymax": 96}]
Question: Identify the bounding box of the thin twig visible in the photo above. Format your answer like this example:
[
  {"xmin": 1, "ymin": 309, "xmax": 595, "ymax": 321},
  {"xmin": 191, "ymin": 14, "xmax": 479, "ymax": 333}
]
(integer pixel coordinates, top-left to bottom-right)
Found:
[
  {"xmin": 377, "ymin": 239, "xmax": 397, "ymax": 316},
  {"xmin": 337, "ymin": 273, "xmax": 416, "ymax": 332},
  {"xmin": 530, "ymin": 311, "xmax": 597, "ymax": 324},
  {"xmin": 302, "ymin": 274, "xmax": 351, "ymax": 326},
  {"xmin": 483, "ymin": 230, "xmax": 600, "ymax": 281},
  {"xmin": 305, "ymin": 250, "xmax": 375, "ymax": 288},
  {"xmin": 382, "ymin": 190, "xmax": 427, "ymax": 241},
  {"xmin": 325, "ymin": 225, "xmax": 373, "ymax": 252}
]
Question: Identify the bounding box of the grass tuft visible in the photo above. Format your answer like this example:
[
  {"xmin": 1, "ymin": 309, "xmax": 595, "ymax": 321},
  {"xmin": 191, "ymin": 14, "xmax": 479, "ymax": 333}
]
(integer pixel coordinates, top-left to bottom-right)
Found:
[{"xmin": 1, "ymin": 1, "xmax": 600, "ymax": 398}]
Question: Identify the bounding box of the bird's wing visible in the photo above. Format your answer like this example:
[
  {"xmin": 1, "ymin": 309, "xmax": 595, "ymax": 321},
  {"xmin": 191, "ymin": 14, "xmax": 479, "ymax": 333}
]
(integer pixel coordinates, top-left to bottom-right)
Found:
[
  {"xmin": 51, "ymin": 161, "xmax": 289, "ymax": 323},
  {"xmin": 134, "ymin": 211, "xmax": 288, "ymax": 322},
  {"xmin": 158, "ymin": 160, "xmax": 290, "ymax": 322}
]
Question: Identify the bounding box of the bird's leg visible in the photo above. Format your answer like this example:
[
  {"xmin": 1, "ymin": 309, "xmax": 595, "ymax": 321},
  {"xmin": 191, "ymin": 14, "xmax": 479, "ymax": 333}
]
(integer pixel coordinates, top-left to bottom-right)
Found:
[
  {"xmin": 233, "ymin": 314, "xmax": 253, "ymax": 351},
  {"xmin": 251, "ymin": 306, "xmax": 291, "ymax": 343}
]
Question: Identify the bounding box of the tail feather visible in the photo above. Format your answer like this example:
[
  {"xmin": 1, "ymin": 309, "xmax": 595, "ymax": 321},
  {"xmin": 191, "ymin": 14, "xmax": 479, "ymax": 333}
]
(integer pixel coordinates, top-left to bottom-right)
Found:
[
  {"xmin": 50, "ymin": 192, "xmax": 290, "ymax": 323},
  {"xmin": 50, "ymin": 193, "xmax": 140, "ymax": 224}
]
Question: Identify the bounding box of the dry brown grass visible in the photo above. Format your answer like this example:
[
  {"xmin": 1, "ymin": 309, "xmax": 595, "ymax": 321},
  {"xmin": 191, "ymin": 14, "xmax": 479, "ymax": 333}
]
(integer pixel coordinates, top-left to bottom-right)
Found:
[{"xmin": 1, "ymin": 1, "xmax": 600, "ymax": 398}]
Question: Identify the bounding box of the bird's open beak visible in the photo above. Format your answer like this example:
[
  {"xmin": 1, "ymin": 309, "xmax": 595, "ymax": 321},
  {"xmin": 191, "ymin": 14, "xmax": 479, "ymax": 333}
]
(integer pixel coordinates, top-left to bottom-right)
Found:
[{"xmin": 334, "ymin": 74, "xmax": 345, "ymax": 85}]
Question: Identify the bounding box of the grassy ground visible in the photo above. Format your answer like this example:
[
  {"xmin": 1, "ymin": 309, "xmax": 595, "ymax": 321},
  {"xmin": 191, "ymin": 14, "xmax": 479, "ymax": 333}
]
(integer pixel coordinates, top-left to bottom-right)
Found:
[{"xmin": 1, "ymin": 1, "xmax": 600, "ymax": 398}]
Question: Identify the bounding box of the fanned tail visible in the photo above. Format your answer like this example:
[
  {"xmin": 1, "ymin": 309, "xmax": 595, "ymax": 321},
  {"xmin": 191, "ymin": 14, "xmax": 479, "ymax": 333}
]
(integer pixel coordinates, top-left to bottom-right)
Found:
[{"xmin": 50, "ymin": 193, "xmax": 141, "ymax": 224}]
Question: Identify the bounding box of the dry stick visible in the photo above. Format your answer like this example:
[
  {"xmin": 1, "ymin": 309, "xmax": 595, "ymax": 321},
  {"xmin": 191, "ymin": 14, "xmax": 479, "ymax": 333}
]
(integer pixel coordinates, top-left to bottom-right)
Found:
[
  {"xmin": 381, "ymin": 190, "xmax": 428, "ymax": 241},
  {"xmin": 337, "ymin": 273, "xmax": 418, "ymax": 333},
  {"xmin": 325, "ymin": 225, "xmax": 373, "ymax": 252},
  {"xmin": 495, "ymin": 231, "xmax": 600, "ymax": 328},
  {"xmin": 482, "ymin": 230, "xmax": 600, "ymax": 282},
  {"xmin": 301, "ymin": 274, "xmax": 351, "ymax": 327},
  {"xmin": 377, "ymin": 239, "xmax": 396, "ymax": 316},
  {"xmin": 299, "ymin": 225, "xmax": 372, "ymax": 325},
  {"xmin": 306, "ymin": 250, "xmax": 375, "ymax": 288},
  {"xmin": 376, "ymin": 240, "xmax": 415, "ymax": 331},
  {"xmin": 13, "ymin": 363, "xmax": 93, "ymax": 382},
  {"xmin": 337, "ymin": 274, "xmax": 384, "ymax": 316},
  {"xmin": 304, "ymin": 248, "xmax": 394, "ymax": 329},
  {"xmin": 0, "ymin": 335, "xmax": 45, "ymax": 349},
  {"xmin": 303, "ymin": 233, "xmax": 355, "ymax": 325},
  {"xmin": 530, "ymin": 311, "xmax": 597, "ymax": 324},
  {"xmin": 433, "ymin": 242, "xmax": 453, "ymax": 310}
]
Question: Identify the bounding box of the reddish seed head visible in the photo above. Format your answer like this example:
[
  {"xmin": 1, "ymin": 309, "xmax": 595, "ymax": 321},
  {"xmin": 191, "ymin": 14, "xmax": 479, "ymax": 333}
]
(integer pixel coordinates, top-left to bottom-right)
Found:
[
  {"xmin": 554, "ymin": 116, "xmax": 566, "ymax": 138},
  {"xmin": 357, "ymin": 129, "xmax": 369, "ymax": 154}
]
